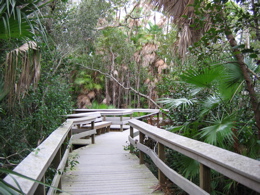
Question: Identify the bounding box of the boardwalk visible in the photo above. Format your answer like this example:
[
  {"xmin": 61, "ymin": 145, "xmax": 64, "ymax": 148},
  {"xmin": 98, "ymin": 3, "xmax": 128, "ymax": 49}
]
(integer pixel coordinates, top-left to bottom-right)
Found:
[{"xmin": 61, "ymin": 130, "xmax": 163, "ymax": 195}]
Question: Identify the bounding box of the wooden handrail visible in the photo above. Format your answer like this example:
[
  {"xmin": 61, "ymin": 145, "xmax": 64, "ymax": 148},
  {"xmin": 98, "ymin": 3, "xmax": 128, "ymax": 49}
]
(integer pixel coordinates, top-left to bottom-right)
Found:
[
  {"xmin": 3, "ymin": 114, "xmax": 97, "ymax": 194},
  {"xmin": 128, "ymin": 119, "xmax": 260, "ymax": 194},
  {"xmin": 4, "ymin": 120, "xmax": 73, "ymax": 195}
]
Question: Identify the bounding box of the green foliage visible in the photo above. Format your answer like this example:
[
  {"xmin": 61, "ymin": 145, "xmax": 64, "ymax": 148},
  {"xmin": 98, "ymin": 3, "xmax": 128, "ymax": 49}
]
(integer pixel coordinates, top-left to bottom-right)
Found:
[
  {"xmin": 0, "ymin": 0, "xmax": 49, "ymax": 40},
  {"xmin": 199, "ymin": 113, "xmax": 235, "ymax": 148},
  {"xmin": 74, "ymin": 70, "xmax": 103, "ymax": 92},
  {"xmin": 158, "ymin": 53, "xmax": 259, "ymax": 194},
  {"xmin": 157, "ymin": 97, "xmax": 195, "ymax": 110},
  {"xmin": 90, "ymin": 101, "xmax": 115, "ymax": 109},
  {"xmin": 0, "ymin": 75, "xmax": 73, "ymax": 167}
]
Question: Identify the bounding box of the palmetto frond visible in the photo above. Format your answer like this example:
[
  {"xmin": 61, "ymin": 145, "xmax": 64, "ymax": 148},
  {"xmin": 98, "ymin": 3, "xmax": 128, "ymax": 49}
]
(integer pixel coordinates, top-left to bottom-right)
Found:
[
  {"xmin": 0, "ymin": 0, "xmax": 44, "ymax": 40},
  {"xmin": 180, "ymin": 65, "xmax": 223, "ymax": 89},
  {"xmin": 200, "ymin": 95, "xmax": 221, "ymax": 117},
  {"xmin": 199, "ymin": 113, "xmax": 235, "ymax": 148},
  {"xmin": 157, "ymin": 97, "xmax": 195, "ymax": 110}
]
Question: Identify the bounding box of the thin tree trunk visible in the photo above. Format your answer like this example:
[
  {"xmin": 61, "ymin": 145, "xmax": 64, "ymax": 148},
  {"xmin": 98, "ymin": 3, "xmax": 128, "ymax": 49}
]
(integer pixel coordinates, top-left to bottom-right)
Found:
[
  {"xmin": 118, "ymin": 72, "xmax": 122, "ymax": 108},
  {"xmin": 225, "ymin": 31, "xmax": 260, "ymax": 137},
  {"xmin": 113, "ymin": 79, "xmax": 116, "ymax": 107},
  {"xmin": 105, "ymin": 77, "xmax": 110, "ymax": 105},
  {"xmin": 137, "ymin": 69, "xmax": 140, "ymax": 108},
  {"xmin": 252, "ymin": 0, "xmax": 260, "ymax": 41},
  {"xmin": 125, "ymin": 70, "xmax": 130, "ymax": 107}
]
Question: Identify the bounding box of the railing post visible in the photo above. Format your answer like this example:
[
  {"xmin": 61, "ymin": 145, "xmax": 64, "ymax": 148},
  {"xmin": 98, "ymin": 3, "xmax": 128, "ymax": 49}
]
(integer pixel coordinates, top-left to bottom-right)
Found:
[
  {"xmin": 157, "ymin": 112, "xmax": 160, "ymax": 127},
  {"xmin": 130, "ymin": 126, "xmax": 134, "ymax": 153},
  {"xmin": 35, "ymin": 176, "xmax": 46, "ymax": 195},
  {"xmin": 91, "ymin": 121, "xmax": 94, "ymax": 129},
  {"xmin": 53, "ymin": 148, "xmax": 62, "ymax": 190},
  {"xmin": 120, "ymin": 115, "xmax": 123, "ymax": 132},
  {"xmin": 139, "ymin": 131, "xmax": 145, "ymax": 164},
  {"xmin": 158, "ymin": 142, "xmax": 166, "ymax": 186},
  {"xmin": 200, "ymin": 163, "xmax": 211, "ymax": 193},
  {"xmin": 149, "ymin": 115, "xmax": 153, "ymax": 125}
]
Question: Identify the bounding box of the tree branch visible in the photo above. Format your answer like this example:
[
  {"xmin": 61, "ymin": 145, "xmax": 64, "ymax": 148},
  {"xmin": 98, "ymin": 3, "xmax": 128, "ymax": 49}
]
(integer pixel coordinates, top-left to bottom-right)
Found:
[
  {"xmin": 78, "ymin": 64, "xmax": 162, "ymax": 109},
  {"xmin": 95, "ymin": 23, "xmax": 129, "ymax": 30}
]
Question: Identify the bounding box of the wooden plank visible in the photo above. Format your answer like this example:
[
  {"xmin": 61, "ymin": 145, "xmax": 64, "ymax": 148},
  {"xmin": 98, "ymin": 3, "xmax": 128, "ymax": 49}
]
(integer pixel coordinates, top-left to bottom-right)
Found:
[
  {"xmin": 200, "ymin": 164, "xmax": 211, "ymax": 193},
  {"xmin": 83, "ymin": 121, "xmax": 112, "ymax": 129},
  {"xmin": 158, "ymin": 143, "xmax": 166, "ymax": 185},
  {"xmin": 110, "ymin": 125, "xmax": 130, "ymax": 130},
  {"xmin": 67, "ymin": 116, "xmax": 96, "ymax": 125},
  {"xmin": 71, "ymin": 129, "xmax": 96, "ymax": 140},
  {"xmin": 70, "ymin": 139, "xmax": 90, "ymax": 145},
  {"xmin": 61, "ymin": 130, "xmax": 163, "ymax": 195},
  {"xmin": 128, "ymin": 119, "xmax": 260, "ymax": 193},
  {"xmin": 47, "ymin": 148, "xmax": 70, "ymax": 195},
  {"xmin": 65, "ymin": 112, "xmax": 101, "ymax": 118}
]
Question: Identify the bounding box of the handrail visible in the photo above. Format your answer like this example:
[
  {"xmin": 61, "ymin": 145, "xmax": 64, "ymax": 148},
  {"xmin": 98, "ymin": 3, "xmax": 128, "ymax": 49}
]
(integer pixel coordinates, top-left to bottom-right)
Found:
[
  {"xmin": 4, "ymin": 120, "xmax": 73, "ymax": 195},
  {"xmin": 128, "ymin": 119, "xmax": 260, "ymax": 194},
  {"xmin": 73, "ymin": 108, "xmax": 164, "ymax": 131}
]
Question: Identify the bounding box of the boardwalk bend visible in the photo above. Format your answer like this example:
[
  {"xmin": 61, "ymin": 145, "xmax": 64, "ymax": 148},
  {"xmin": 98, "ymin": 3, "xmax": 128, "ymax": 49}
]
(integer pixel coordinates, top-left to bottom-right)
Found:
[{"xmin": 3, "ymin": 109, "xmax": 260, "ymax": 195}]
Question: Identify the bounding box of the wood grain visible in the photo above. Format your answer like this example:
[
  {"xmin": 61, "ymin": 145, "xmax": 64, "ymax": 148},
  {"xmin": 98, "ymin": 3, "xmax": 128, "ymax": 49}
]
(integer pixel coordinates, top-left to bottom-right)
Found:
[{"xmin": 61, "ymin": 130, "xmax": 163, "ymax": 195}]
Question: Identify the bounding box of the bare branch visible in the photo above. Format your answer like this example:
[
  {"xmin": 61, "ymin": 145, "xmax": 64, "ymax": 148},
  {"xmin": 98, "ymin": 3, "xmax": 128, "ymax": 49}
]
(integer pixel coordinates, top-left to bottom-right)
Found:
[
  {"xmin": 95, "ymin": 23, "xmax": 129, "ymax": 30},
  {"xmin": 247, "ymin": 68, "xmax": 260, "ymax": 80},
  {"xmin": 78, "ymin": 64, "xmax": 162, "ymax": 109}
]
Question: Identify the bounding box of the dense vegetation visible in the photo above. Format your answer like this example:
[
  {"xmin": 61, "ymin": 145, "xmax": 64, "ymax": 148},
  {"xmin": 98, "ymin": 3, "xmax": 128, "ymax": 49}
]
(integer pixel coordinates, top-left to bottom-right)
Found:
[{"xmin": 0, "ymin": 0, "xmax": 259, "ymax": 194}]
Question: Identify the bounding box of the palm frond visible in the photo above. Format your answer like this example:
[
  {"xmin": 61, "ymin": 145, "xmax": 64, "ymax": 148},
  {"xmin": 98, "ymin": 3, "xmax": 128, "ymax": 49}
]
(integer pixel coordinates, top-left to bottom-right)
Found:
[
  {"xmin": 180, "ymin": 66, "xmax": 223, "ymax": 89},
  {"xmin": 4, "ymin": 42, "xmax": 41, "ymax": 106},
  {"xmin": 157, "ymin": 97, "xmax": 195, "ymax": 110},
  {"xmin": 199, "ymin": 114, "xmax": 235, "ymax": 148},
  {"xmin": 200, "ymin": 95, "xmax": 221, "ymax": 117},
  {"xmin": 222, "ymin": 62, "xmax": 243, "ymax": 88}
]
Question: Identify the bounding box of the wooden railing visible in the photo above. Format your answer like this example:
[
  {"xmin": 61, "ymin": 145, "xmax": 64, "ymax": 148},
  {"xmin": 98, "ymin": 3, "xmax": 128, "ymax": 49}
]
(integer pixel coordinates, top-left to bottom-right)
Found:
[
  {"xmin": 3, "ymin": 109, "xmax": 163, "ymax": 194},
  {"xmin": 4, "ymin": 120, "xmax": 73, "ymax": 195},
  {"xmin": 128, "ymin": 119, "xmax": 260, "ymax": 195},
  {"xmin": 74, "ymin": 108, "xmax": 163, "ymax": 130}
]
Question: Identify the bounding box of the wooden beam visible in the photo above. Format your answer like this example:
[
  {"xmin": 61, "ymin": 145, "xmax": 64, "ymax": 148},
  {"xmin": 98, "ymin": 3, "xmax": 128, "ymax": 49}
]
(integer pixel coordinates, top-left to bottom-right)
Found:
[
  {"xmin": 139, "ymin": 132, "xmax": 145, "ymax": 164},
  {"xmin": 200, "ymin": 164, "xmax": 211, "ymax": 193},
  {"xmin": 130, "ymin": 126, "xmax": 134, "ymax": 153},
  {"xmin": 158, "ymin": 143, "xmax": 166, "ymax": 186}
]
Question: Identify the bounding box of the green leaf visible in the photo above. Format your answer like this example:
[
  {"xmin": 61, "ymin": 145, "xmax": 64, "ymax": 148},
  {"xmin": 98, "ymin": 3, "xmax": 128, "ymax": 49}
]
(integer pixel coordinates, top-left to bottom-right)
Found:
[
  {"xmin": 157, "ymin": 98, "xmax": 195, "ymax": 110},
  {"xmin": 199, "ymin": 114, "xmax": 235, "ymax": 147},
  {"xmin": 180, "ymin": 66, "xmax": 222, "ymax": 89},
  {"xmin": 249, "ymin": 53, "xmax": 257, "ymax": 58}
]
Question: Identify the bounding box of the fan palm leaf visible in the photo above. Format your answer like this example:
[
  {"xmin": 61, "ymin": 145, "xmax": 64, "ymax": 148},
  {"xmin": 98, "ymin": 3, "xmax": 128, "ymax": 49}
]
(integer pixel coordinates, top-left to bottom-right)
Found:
[
  {"xmin": 157, "ymin": 97, "xmax": 195, "ymax": 110},
  {"xmin": 199, "ymin": 113, "xmax": 235, "ymax": 148},
  {"xmin": 180, "ymin": 65, "xmax": 223, "ymax": 89},
  {"xmin": 200, "ymin": 95, "xmax": 221, "ymax": 117}
]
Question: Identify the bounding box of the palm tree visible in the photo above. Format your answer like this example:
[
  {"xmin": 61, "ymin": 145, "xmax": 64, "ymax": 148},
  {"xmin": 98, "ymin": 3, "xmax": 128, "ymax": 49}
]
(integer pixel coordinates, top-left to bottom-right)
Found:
[
  {"xmin": 0, "ymin": 0, "xmax": 52, "ymax": 106},
  {"xmin": 149, "ymin": 0, "xmax": 260, "ymax": 136},
  {"xmin": 149, "ymin": 0, "xmax": 210, "ymax": 57}
]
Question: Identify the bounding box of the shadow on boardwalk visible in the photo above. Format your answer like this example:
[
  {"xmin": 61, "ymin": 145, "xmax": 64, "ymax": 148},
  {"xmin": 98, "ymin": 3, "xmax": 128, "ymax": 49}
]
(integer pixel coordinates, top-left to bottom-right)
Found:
[{"xmin": 61, "ymin": 130, "xmax": 164, "ymax": 195}]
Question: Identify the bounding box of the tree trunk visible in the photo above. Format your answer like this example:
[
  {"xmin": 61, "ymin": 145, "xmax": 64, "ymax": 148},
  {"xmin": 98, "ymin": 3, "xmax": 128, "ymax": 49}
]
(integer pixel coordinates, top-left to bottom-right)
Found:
[
  {"xmin": 105, "ymin": 77, "xmax": 110, "ymax": 105},
  {"xmin": 125, "ymin": 70, "xmax": 130, "ymax": 107},
  {"xmin": 137, "ymin": 70, "xmax": 140, "ymax": 108},
  {"xmin": 225, "ymin": 31, "xmax": 260, "ymax": 137},
  {"xmin": 112, "ymin": 79, "xmax": 116, "ymax": 107},
  {"xmin": 252, "ymin": 0, "xmax": 260, "ymax": 41}
]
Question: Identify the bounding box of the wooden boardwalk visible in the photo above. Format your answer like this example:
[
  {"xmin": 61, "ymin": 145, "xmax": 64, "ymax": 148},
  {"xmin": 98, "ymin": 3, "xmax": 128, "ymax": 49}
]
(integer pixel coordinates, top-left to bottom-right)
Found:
[{"xmin": 61, "ymin": 130, "xmax": 163, "ymax": 195}]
